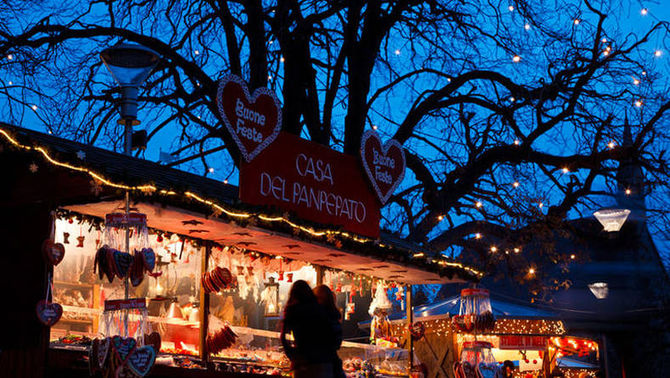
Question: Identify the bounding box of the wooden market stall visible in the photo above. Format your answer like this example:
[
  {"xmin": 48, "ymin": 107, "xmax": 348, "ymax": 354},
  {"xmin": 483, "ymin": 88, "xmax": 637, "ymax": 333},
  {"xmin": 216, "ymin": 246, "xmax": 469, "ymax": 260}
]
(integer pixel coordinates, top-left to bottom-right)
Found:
[{"xmin": 0, "ymin": 123, "xmax": 482, "ymax": 378}]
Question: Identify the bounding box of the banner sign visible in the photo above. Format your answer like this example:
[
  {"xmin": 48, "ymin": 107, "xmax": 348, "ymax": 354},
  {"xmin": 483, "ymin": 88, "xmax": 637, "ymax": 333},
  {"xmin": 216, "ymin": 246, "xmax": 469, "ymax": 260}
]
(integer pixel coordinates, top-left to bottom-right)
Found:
[
  {"xmin": 104, "ymin": 298, "xmax": 147, "ymax": 311},
  {"xmin": 360, "ymin": 130, "xmax": 406, "ymax": 205},
  {"xmin": 217, "ymin": 74, "xmax": 282, "ymax": 162},
  {"xmin": 240, "ymin": 132, "xmax": 381, "ymax": 238},
  {"xmin": 499, "ymin": 335, "xmax": 546, "ymax": 350}
]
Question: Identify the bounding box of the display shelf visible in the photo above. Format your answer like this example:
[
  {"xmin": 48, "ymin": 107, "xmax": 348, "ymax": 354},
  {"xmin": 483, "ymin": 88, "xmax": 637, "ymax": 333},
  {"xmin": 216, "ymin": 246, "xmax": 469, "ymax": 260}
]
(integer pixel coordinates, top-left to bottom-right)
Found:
[{"xmin": 54, "ymin": 280, "xmax": 95, "ymax": 290}]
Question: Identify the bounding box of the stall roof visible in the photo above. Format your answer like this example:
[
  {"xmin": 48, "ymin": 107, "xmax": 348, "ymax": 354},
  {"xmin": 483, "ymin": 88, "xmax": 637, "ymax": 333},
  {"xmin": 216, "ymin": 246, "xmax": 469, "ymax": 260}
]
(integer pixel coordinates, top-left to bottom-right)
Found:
[
  {"xmin": 0, "ymin": 123, "xmax": 483, "ymax": 284},
  {"xmin": 412, "ymin": 295, "xmax": 559, "ymax": 319}
]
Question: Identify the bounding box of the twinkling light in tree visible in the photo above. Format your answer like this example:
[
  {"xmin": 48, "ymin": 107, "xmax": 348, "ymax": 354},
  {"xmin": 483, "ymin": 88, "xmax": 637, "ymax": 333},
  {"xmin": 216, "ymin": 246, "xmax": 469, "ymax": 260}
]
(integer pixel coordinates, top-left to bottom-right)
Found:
[{"xmin": 512, "ymin": 55, "xmax": 521, "ymax": 63}]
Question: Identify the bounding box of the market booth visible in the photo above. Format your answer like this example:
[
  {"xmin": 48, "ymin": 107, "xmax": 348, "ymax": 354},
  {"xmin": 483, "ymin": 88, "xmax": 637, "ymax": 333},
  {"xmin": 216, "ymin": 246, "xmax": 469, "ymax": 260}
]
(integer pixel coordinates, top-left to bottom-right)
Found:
[
  {"xmin": 375, "ymin": 290, "xmax": 600, "ymax": 377},
  {"xmin": 0, "ymin": 122, "xmax": 481, "ymax": 378}
]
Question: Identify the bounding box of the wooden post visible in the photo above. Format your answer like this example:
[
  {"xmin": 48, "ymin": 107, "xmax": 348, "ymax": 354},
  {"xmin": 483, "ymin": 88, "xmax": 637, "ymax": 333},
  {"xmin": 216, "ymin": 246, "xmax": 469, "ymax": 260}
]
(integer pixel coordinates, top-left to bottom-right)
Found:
[
  {"xmin": 316, "ymin": 265, "xmax": 324, "ymax": 286},
  {"xmin": 199, "ymin": 242, "xmax": 211, "ymax": 363},
  {"xmin": 406, "ymin": 284, "xmax": 413, "ymax": 374}
]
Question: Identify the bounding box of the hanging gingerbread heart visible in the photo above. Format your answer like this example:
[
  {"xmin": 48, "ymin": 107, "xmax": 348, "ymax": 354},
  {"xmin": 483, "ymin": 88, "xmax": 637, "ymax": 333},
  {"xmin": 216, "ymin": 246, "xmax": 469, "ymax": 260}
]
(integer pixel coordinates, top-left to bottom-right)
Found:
[
  {"xmin": 216, "ymin": 74, "xmax": 282, "ymax": 162},
  {"xmin": 144, "ymin": 332, "xmax": 161, "ymax": 352},
  {"xmin": 89, "ymin": 338, "xmax": 100, "ymax": 375},
  {"xmin": 97, "ymin": 337, "xmax": 110, "ymax": 369},
  {"xmin": 112, "ymin": 336, "xmax": 137, "ymax": 363},
  {"xmin": 130, "ymin": 254, "xmax": 144, "ymax": 287},
  {"xmin": 105, "ymin": 248, "xmax": 117, "ymax": 282},
  {"xmin": 42, "ymin": 239, "xmax": 65, "ymax": 266},
  {"xmin": 141, "ymin": 248, "xmax": 155, "ymax": 272},
  {"xmin": 127, "ymin": 346, "xmax": 156, "ymax": 377},
  {"xmin": 360, "ymin": 129, "xmax": 406, "ymax": 205},
  {"xmin": 76, "ymin": 235, "xmax": 85, "ymax": 248},
  {"xmin": 113, "ymin": 251, "xmax": 133, "ymax": 278},
  {"xmin": 35, "ymin": 300, "xmax": 62, "ymax": 326}
]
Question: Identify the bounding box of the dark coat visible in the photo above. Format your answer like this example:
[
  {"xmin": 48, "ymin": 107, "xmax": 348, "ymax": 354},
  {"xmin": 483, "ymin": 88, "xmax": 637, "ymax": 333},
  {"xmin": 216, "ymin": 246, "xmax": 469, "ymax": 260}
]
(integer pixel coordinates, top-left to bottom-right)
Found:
[{"xmin": 281, "ymin": 301, "xmax": 335, "ymax": 366}]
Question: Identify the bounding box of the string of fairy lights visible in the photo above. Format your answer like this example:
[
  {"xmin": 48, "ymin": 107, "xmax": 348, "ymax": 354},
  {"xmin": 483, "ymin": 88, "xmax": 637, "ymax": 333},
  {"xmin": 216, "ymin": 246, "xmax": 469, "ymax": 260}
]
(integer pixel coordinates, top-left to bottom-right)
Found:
[
  {"xmin": 391, "ymin": 317, "xmax": 566, "ymax": 339},
  {"xmin": 0, "ymin": 126, "xmax": 483, "ymax": 282}
]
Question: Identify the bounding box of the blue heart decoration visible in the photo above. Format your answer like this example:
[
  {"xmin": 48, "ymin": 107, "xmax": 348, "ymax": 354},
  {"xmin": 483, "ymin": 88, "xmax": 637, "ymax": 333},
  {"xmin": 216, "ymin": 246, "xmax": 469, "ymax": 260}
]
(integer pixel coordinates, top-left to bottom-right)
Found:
[
  {"xmin": 127, "ymin": 346, "xmax": 156, "ymax": 376},
  {"xmin": 142, "ymin": 248, "xmax": 156, "ymax": 272},
  {"xmin": 113, "ymin": 251, "xmax": 133, "ymax": 278}
]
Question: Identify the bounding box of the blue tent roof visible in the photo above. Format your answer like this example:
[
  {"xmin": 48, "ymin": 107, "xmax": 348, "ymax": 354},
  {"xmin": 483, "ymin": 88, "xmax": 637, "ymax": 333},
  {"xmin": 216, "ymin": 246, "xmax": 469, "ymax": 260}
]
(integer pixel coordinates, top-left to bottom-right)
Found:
[{"xmin": 412, "ymin": 295, "xmax": 559, "ymax": 319}]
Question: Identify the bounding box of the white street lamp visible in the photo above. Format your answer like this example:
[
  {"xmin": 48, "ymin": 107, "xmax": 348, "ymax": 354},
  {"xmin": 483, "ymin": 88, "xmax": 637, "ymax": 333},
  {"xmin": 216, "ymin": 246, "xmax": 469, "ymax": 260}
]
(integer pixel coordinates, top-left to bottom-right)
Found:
[
  {"xmin": 593, "ymin": 208, "xmax": 631, "ymax": 232},
  {"xmin": 588, "ymin": 282, "xmax": 609, "ymax": 299},
  {"xmin": 100, "ymin": 43, "xmax": 159, "ymax": 155}
]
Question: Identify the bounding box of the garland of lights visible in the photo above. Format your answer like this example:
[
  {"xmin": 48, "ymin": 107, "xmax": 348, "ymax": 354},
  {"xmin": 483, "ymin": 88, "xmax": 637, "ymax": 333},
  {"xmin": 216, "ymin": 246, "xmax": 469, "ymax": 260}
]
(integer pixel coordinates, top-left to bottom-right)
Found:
[
  {"xmin": 391, "ymin": 317, "xmax": 566, "ymax": 339},
  {"xmin": 0, "ymin": 126, "xmax": 483, "ymax": 282}
]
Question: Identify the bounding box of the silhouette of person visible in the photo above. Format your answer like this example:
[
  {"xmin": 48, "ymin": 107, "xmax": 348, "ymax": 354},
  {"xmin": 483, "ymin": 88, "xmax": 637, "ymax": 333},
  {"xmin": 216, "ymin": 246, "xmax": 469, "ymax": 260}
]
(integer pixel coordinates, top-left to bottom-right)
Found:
[{"xmin": 314, "ymin": 285, "xmax": 345, "ymax": 378}]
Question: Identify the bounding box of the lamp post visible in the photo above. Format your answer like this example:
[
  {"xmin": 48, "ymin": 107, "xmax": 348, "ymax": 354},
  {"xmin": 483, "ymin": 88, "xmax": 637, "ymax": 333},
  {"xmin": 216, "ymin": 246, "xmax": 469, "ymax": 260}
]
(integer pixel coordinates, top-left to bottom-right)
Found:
[
  {"xmin": 100, "ymin": 43, "xmax": 159, "ymax": 337},
  {"xmin": 593, "ymin": 208, "xmax": 631, "ymax": 232},
  {"xmin": 100, "ymin": 43, "xmax": 159, "ymax": 156}
]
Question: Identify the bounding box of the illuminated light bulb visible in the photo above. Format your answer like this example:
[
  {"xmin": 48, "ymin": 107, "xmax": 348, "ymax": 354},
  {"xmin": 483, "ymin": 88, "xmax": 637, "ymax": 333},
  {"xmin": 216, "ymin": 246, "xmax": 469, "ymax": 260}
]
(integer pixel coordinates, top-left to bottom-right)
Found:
[
  {"xmin": 602, "ymin": 50, "xmax": 609, "ymax": 56},
  {"xmin": 268, "ymin": 75, "xmax": 272, "ymax": 80},
  {"xmin": 635, "ymin": 100, "xmax": 643, "ymax": 107},
  {"xmin": 508, "ymin": 5, "xmax": 514, "ymax": 11},
  {"xmin": 31, "ymin": 105, "xmax": 37, "ymax": 111},
  {"xmin": 490, "ymin": 246, "xmax": 497, "ymax": 252},
  {"xmin": 269, "ymin": 40, "xmax": 274, "ymax": 45},
  {"xmin": 475, "ymin": 233, "xmax": 482, "ymax": 239},
  {"xmin": 573, "ymin": 19, "xmax": 580, "ymax": 25},
  {"xmin": 512, "ymin": 55, "xmax": 521, "ymax": 63},
  {"xmin": 538, "ymin": 202, "xmax": 544, "ymax": 208},
  {"xmin": 514, "ymin": 248, "xmax": 520, "ymax": 253},
  {"xmin": 372, "ymin": 124, "xmax": 378, "ymax": 130},
  {"xmin": 437, "ymin": 215, "xmax": 444, "ymax": 221},
  {"xmin": 394, "ymin": 49, "xmax": 401, "ymax": 55},
  {"xmin": 655, "ymin": 50, "xmax": 662, "ymax": 57},
  {"xmin": 8, "ymin": 81, "xmax": 12, "ymax": 85},
  {"xmin": 475, "ymin": 201, "xmax": 483, "ymax": 208},
  {"xmin": 509, "ymin": 97, "xmax": 515, "ymax": 102},
  {"xmin": 562, "ymin": 167, "xmax": 569, "ymax": 174},
  {"xmin": 513, "ymin": 181, "xmax": 520, "ymax": 188},
  {"xmin": 601, "ymin": 38, "xmax": 607, "ymax": 43},
  {"xmin": 642, "ymin": 71, "xmax": 647, "ymax": 76},
  {"xmin": 7, "ymin": 54, "xmax": 13, "ymax": 60},
  {"xmin": 208, "ymin": 167, "xmax": 215, "ymax": 173},
  {"xmin": 570, "ymin": 254, "xmax": 575, "ymax": 260},
  {"xmin": 607, "ymin": 141, "xmax": 616, "ymax": 149},
  {"xmin": 280, "ymin": 56, "xmax": 285, "ymax": 63},
  {"xmin": 641, "ymin": 8, "xmax": 648, "ymax": 15},
  {"xmin": 625, "ymin": 188, "xmax": 631, "ymax": 195},
  {"xmin": 633, "ymin": 78, "xmax": 640, "ymax": 85},
  {"xmin": 447, "ymin": 77, "xmax": 452, "ymax": 82},
  {"xmin": 514, "ymin": 139, "xmax": 520, "ymax": 145},
  {"xmin": 223, "ymin": 179, "xmax": 228, "ymax": 184},
  {"xmin": 194, "ymin": 50, "xmax": 200, "ymax": 55},
  {"xmin": 524, "ymin": 23, "xmax": 531, "ymax": 30},
  {"xmin": 528, "ymin": 268, "xmax": 535, "ymax": 275}
]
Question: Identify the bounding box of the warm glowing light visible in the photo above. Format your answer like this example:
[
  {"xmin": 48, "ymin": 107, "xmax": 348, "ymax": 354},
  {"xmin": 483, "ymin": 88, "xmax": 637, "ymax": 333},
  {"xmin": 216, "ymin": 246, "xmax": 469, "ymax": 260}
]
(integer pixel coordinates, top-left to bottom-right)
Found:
[
  {"xmin": 573, "ymin": 19, "xmax": 580, "ymax": 25},
  {"xmin": 524, "ymin": 23, "xmax": 531, "ymax": 30},
  {"xmin": 280, "ymin": 56, "xmax": 285, "ymax": 63},
  {"xmin": 633, "ymin": 78, "xmax": 640, "ymax": 85},
  {"xmin": 490, "ymin": 246, "xmax": 497, "ymax": 252},
  {"xmin": 562, "ymin": 167, "xmax": 569, "ymax": 174},
  {"xmin": 642, "ymin": 71, "xmax": 647, "ymax": 76},
  {"xmin": 7, "ymin": 54, "xmax": 13, "ymax": 60},
  {"xmin": 513, "ymin": 181, "xmax": 520, "ymax": 188},
  {"xmin": 372, "ymin": 124, "xmax": 378, "ymax": 130},
  {"xmin": 31, "ymin": 105, "xmax": 37, "ymax": 111},
  {"xmin": 508, "ymin": 5, "xmax": 514, "ymax": 11},
  {"xmin": 528, "ymin": 268, "xmax": 535, "ymax": 275},
  {"xmin": 601, "ymin": 38, "xmax": 607, "ymax": 43},
  {"xmin": 223, "ymin": 179, "xmax": 228, "ymax": 184},
  {"xmin": 208, "ymin": 167, "xmax": 214, "ymax": 173},
  {"xmin": 509, "ymin": 97, "xmax": 515, "ymax": 102},
  {"xmin": 512, "ymin": 55, "xmax": 521, "ymax": 63},
  {"xmin": 475, "ymin": 233, "xmax": 482, "ymax": 239},
  {"xmin": 608, "ymin": 141, "xmax": 616, "ymax": 149},
  {"xmin": 513, "ymin": 248, "xmax": 520, "ymax": 253},
  {"xmin": 514, "ymin": 139, "xmax": 520, "ymax": 145},
  {"xmin": 570, "ymin": 254, "xmax": 575, "ymax": 260},
  {"xmin": 194, "ymin": 50, "xmax": 200, "ymax": 55},
  {"xmin": 538, "ymin": 202, "xmax": 544, "ymax": 208},
  {"xmin": 635, "ymin": 100, "xmax": 643, "ymax": 107},
  {"xmin": 641, "ymin": 8, "xmax": 648, "ymax": 15},
  {"xmin": 475, "ymin": 201, "xmax": 482, "ymax": 208},
  {"xmin": 394, "ymin": 49, "xmax": 401, "ymax": 55},
  {"xmin": 625, "ymin": 188, "xmax": 631, "ymax": 195},
  {"xmin": 437, "ymin": 215, "xmax": 444, "ymax": 221},
  {"xmin": 654, "ymin": 50, "xmax": 662, "ymax": 57}
]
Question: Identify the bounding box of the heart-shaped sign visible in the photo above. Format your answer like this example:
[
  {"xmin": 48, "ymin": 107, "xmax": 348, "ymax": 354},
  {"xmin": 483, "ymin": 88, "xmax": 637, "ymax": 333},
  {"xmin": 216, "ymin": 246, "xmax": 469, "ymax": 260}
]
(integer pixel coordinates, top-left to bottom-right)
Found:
[
  {"xmin": 127, "ymin": 346, "xmax": 156, "ymax": 377},
  {"xmin": 144, "ymin": 332, "xmax": 161, "ymax": 352},
  {"xmin": 114, "ymin": 251, "xmax": 133, "ymax": 278},
  {"xmin": 141, "ymin": 248, "xmax": 155, "ymax": 272},
  {"xmin": 98, "ymin": 337, "xmax": 110, "ymax": 369},
  {"xmin": 42, "ymin": 239, "xmax": 65, "ymax": 266},
  {"xmin": 217, "ymin": 74, "xmax": 282, "ymax": 162},
  {"xmin": 35, "ymin": 300, "xmax": 62, "ymax": 326},
  {"xmin": 112, "ymin": 336, "xmax": 137, "ymax": 362},
  {"xmin": 105, "ymin": 248, "xmax": 116, "ymax": 282},
  {"xmin": 130, "ymin": 253, "xmax": 144, "ymax": 287},
  {"xmin": 360, "ymin": 130, "xmax": 406, "ymax": 204}
]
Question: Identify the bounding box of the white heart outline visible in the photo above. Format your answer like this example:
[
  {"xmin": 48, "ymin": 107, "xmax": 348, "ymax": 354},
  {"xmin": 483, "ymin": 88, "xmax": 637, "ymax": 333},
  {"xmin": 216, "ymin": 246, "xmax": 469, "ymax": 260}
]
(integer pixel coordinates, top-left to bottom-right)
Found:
[
  {"xmin": 127, "ymin": 345, "xmax": 156, "ymax": 377},
  {"xmin": 97, "ymin": 338, "xmax": 110, "ymax": 369},
  {"xmin": 360, "ymin": 130, "xmax": 406, "ymax": 205},
  {"xmin": 216, "ymin": 74, "xmax": 282, "ymax": 162}
]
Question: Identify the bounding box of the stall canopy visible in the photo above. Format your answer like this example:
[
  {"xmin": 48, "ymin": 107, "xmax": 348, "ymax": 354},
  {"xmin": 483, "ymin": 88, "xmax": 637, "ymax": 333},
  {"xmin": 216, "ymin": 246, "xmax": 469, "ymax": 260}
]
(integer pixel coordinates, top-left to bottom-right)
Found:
[{"xmin": 0, "ymin": 123, "xmax": 482, "ymax": 285}]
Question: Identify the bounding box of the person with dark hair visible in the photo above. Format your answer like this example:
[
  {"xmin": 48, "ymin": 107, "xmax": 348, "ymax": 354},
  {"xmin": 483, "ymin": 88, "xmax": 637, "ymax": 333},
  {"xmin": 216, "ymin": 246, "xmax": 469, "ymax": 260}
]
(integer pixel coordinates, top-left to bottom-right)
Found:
[
  {"xmin": 314, "ymin": 285, "xmax": 345, "ymax": 378},
  {"xmin": 281, "ymin": 280, "xmax": 334, "ymax": 378},
  {"xmin": 500, "ymin": 360, "xmax": 515, "ymax": 378}
]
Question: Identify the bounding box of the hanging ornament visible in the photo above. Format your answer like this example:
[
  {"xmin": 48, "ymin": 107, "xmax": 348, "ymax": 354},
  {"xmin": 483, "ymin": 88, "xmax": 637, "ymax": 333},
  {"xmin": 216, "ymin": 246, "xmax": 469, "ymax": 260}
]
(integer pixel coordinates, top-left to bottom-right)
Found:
[
  {"xmin": 396, "ymin": 286, "xmax": 404, "ymax": 301},
  {"xmin": 36, "ymin": 273, "xmax": 62, "ymax": 326},
  {"xmin": 63, "ymin": 232, "xmax": 70, "ymax": 244},
  {"xmin": 247, "ymin": 266, "xmax": 254, "ymax": 276},
  {"xmin": 76, "ymin": 232, "xmax": 85, "ymax": 248},
  {"xmin": 95, "ymin": 231, "xmax": 101, "ymax": 249},
  {"xmin": 336, "ymin": 281, "xmax": 342, "ymax": 293},
  {"xmin": 42, "ymin": 240, "xmax": 65, "ymax": 266},
  {"xmin": 278, "ymin": 271, "xmax": 284, "ymax": 281},
  {"xmin": 156, "ymin": 233, "xmax": 163, "ymax": 243},
  {"xmin": 286, "ymin": 272, "xmax": 293, "ymax": 283},
  {"xmin": 452, "ymin": 288, "xmax": 496, "ymax": 333}
]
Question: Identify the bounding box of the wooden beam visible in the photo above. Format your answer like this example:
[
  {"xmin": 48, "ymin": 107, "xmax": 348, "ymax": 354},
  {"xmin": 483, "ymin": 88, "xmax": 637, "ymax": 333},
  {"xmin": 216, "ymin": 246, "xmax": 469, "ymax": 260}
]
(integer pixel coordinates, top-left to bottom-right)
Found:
[
  {"xmin": 199, "ymin": 242, "xmax": 211, "ymax": 362},
  {"xmin": 406, "ymin": 285, "xmax": 413, "ymax": 373}
]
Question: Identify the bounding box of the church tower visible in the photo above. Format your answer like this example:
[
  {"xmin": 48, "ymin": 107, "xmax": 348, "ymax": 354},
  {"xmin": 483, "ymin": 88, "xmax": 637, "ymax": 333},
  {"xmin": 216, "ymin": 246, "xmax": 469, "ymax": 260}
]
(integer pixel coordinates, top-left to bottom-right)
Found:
[{"xmin": 615, "ymin": 117, "xmax": 646, "ymax": 222}]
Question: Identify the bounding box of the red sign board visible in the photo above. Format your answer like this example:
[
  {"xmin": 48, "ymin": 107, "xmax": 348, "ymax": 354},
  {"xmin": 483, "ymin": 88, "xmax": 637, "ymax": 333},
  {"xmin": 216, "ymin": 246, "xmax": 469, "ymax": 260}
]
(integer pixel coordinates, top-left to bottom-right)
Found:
[
  {"xmin": 499, "ymin": 335, "xmax": 547, "ymax": 350},
  {"xmin": 104, "ymin": 298, "xmax": 147, "ymax": 311},
  {"xmin": 240, "ymin": 132, "xmax": 381, "ymax": 238}
]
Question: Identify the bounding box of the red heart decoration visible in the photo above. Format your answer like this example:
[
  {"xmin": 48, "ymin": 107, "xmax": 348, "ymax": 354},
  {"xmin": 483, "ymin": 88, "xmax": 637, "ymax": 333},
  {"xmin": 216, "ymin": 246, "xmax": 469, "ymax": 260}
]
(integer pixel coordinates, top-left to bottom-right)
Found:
[
  {"xmin": 130, "ymin": 253, "xmax": 144, "ymax": 287},
  {"xmin": 217, "ymin": 74, "xmax": 282, "ymax": 162},
  {"xmin": 127, "ymin": 346, "xmax": 156, "ymax": 376},
  {"xmin": 42, "ymin": 239, "xmax": 65, "ymax": 266},
  {"xmin": 360, "ymin": 130, "xmax": 406, "ymax": 204},
  {"xmin": 36, "ymin": 300, "xmax": 62, "ymax": 326}
]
